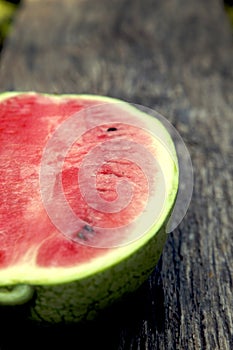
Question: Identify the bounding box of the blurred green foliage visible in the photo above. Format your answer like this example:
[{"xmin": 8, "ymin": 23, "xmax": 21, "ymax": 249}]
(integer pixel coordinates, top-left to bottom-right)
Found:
[
  {"xmin": 224, "ymin": 4, "xmax": 233, "ymax": 28},
  {"xmin": 0, "ymin": 0, "xmax": 18, "ymax": 51}
]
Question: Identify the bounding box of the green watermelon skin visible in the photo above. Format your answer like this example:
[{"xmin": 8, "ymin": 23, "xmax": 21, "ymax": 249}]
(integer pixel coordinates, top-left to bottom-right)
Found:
[
  {"xmin": 31, "ymin": 224, "xmax": 167, "ymax": 323},
  {"xmin": 0, "ymin": 92, "xmax": 179, "ymax": 323}
]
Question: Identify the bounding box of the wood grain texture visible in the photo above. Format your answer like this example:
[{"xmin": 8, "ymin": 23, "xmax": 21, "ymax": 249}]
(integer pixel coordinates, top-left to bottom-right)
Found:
[{"xmin": 0, "ymin": 0, "xmax": 232, "ymax": 349}]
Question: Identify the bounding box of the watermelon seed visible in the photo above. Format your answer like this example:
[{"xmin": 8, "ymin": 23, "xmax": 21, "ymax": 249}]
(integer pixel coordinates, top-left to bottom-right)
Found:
[
  {"xmin": 83, "ymin": 224, "xmax": 94, "ymax": 233},
  {"xmin": 77, "ymin": 232, "xmax": 88, "ymax": 241},
  {"xmin": 77, "ymin": 225, "xmax": 95, "ymax": 241},
  {"xmin": 107, "ymin": 127, "xmax": 117, "ymax": 132}
]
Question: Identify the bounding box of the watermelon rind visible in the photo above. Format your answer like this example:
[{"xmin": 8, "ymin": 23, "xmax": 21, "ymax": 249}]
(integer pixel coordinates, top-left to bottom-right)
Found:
[{"xmin": 0, "ymin": 92, "xmax": 179, "ymax": 323}]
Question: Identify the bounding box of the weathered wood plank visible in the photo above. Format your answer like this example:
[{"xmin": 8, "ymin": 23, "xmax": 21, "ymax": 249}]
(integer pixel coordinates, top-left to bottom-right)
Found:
[{"xmin": 0, "ymin": 0, "xmax": 232, "ymax": 349}]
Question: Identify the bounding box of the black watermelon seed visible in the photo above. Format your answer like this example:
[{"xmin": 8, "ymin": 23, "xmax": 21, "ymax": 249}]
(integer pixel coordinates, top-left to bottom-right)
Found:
[
  {"xmin": 107, "ymin": 127, "xmax": 117, "ymax": 132},
  {"xmin": 77, "ymin": 232, "xmax": 88, "ymax": 241},
  {"xmin": 83, "ymin": 225, "xmax": 94, "ymax": 233},
  {"xmin": 77, "ymin": 225, "xmax": 95, "ymax": 241}
]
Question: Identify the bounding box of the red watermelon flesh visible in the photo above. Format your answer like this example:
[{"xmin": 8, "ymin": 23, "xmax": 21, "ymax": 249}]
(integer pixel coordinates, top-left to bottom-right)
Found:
[{"xmin": 0, "ymin": 93, "xmax": 164, "ymax": 272}]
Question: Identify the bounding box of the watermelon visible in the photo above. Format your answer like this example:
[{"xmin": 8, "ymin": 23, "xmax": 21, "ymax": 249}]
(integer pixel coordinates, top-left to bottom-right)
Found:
[{"xmin": 0, "ymin": 92, "xmax": 179, "ymax": 323}]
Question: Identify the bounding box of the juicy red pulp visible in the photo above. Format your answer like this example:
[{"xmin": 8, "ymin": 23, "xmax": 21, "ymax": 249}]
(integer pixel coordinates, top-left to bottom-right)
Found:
[{"xmin": 0, "ymin": 94, "xmax": 150, "ymax": 268}]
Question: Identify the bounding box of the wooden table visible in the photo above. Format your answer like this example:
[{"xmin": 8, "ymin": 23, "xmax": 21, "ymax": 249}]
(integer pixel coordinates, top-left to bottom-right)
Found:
[{"xmin": 0, "ymin": 0, "xmax": 232, "ymax": 349}]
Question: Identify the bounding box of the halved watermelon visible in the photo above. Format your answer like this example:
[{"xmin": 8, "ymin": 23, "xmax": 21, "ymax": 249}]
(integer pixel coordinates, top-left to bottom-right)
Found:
[{"xmin": 0, "ymin": 92, "xmax": 179, "ymax": 323}]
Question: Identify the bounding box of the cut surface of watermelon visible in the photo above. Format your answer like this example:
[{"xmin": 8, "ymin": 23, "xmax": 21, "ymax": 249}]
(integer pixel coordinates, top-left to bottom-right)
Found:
[{"xmin": 0, "ymin": 92, "xmax": 178, "ymax": 322}]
